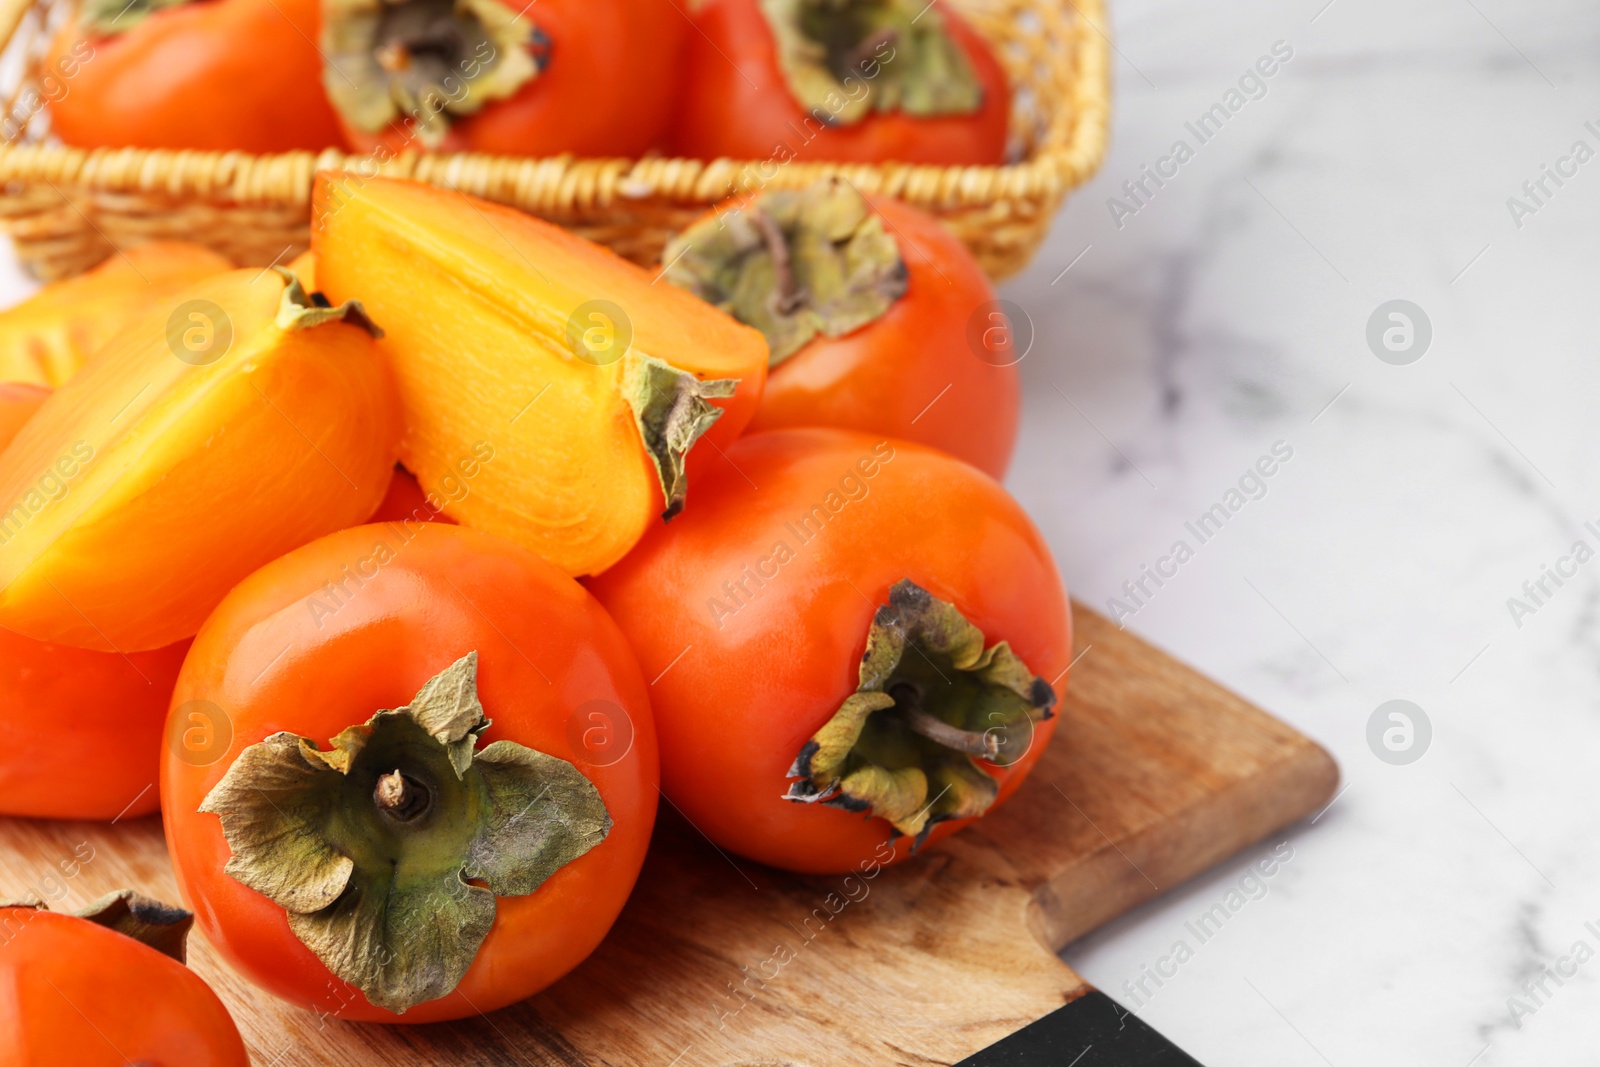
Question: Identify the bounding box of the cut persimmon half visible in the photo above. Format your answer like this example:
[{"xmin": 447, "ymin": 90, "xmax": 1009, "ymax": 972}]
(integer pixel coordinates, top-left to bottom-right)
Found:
[
  {"xmin": 0, "ymin": 267, "xmax": 400, "ymax": 652},
  {"xmin": 311, "ymin": 174, "xmax": 768, "ymax": 576}
]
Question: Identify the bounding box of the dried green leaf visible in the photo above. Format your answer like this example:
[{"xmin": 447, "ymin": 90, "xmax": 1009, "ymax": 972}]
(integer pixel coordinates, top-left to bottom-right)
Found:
[
  {"xmin": 623, "ymin": 355, "xmax": 738, "ymax": 521},
  {"xmin": 786, "ymin": 579, "xmax": 1056, "ymax": 843},
  {"xmin": 761, "ymin": 0, "xmax": 984, "ymax": 125},
  {"xmin": 467, "ymin": 741, "xmax": 614, "ymax": 895},
  {"xmin": 322, "ymin": 0, "xmax": 547, "ymax": 147},
  {"xmin": 80, "ymin": 0, "xmax": 192, "ymax": 35},
  {"xmin": 273, "ymin": 267, "xmax": 383, "ymax": 337},
  {"xmin": 73, "ymin": 891, "xmax": 195, "ymax": 964},
  {"xmin": 662, "ymin": 179, "xmax": 907, "ymax": 366}
]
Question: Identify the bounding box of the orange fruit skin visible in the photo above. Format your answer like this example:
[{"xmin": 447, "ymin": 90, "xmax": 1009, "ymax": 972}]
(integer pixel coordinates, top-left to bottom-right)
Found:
[
  {"xmin": 44, "ymin": 0, "xmax": 344, "ymax": 153},
  {"xmin": 0, "ymin": 907, "xmax": 249, "ymax": 1066},
  {"xmin": 0, "ymin": 633, "xmax": 188, "ymax": 819},
  {"xmin": 670, "ymin": 0, "xmax": 1011, "ymax": 165}
]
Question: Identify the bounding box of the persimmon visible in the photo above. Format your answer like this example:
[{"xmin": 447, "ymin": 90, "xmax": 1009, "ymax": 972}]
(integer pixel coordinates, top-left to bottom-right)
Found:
[
  {"xmin": 663, "ymin": 179, "xmax": 1021, "ymax": 478},
  {"xmin": 0, "ymin": 383, "xmax": 49, "ymax": 446},
  {"xmin": 45, "ymin": 0, "xmax": 344, "ymax": 152},
  {"xmin": 0, "ymin": 892, "xmax": 248, "ymax": 1066},
  {"xmin": 163, "ymin": 523, "xmax": 657, "ymax": 1022},
  {"xmin": 0, "ymin": 384, "xmax": 189, "ymax": 820},
  {"xmin": 287, "ymin": 249, "xmax": 316, "ymax": 290},
  {"xmin": 371, "ymin": 465, "xmax": 458, "ymax": 525},
  {"xmin": 0, "ymin": 267, "xmax": 400, "ymax": 652},
  {"xmin": 589, "ymin": 429, "xmax": 1070, "ymax": 874},
  {"xmin": 0, "ymin": 242, "xmax": 231, "ymax": 387},
  {"xmin": 324, "ymin": 0, "xmax": 684, "ymax": 157},
  {"xmin": 0, "ymin": 633, "xmax": 189, "ymax": 820},
  {"xmin": 671, "ymin": 0, "xmax": 1010, "ymax": 165},
  {"xmin": 312, "ymin": 174, "xmax": 768, "ymax": 576}
]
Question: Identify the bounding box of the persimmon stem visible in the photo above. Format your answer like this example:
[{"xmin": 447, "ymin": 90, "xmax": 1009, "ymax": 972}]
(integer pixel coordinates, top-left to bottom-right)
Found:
[
  {"xmin": 751, "ymin": 208, "xmax": 803, "ymax": 315},
  {"xmin": 896, "ymin": 697, "xmax": 1000, "ymax": 760},
  {"xmin": 844, "ymin": 27, "xmax": 899, "ymax": 79},
  {"xmin": 374, "ymin": 40, "xmax": 410, "ymax": 73},
  {"xmin": 375, "ymin": 770, "xmax": 430, "ymax": 821}
]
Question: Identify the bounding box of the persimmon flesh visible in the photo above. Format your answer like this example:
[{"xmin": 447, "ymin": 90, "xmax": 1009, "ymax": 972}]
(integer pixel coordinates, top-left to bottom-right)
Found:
[
  {"xmin": 0, "ymin": 242, "xmax": 231, "ymax": 387},
  {"xmin": 312, "ymin": 175, "xmax": 769, "ymax": 576},
  {"xmin": 0, "ymin": 268, "xmax": 400, "ymax": 651}
]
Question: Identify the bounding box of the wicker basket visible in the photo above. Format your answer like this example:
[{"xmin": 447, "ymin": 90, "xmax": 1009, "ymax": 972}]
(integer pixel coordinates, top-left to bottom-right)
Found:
[{"xmin": 0, "ymin": 0, "xmax": 1108, "ymax": 283}]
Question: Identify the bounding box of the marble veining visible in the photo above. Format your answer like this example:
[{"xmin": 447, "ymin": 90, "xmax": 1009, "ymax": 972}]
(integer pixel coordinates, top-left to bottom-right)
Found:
[{"xmin": 1005, "ymin": 0, "xmax": 1600, "ymax": 1062}]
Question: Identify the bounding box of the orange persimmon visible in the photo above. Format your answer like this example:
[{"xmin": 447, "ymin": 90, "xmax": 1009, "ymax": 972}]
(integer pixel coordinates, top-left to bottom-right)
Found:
[
  {"xmin": 663, "ymin": 180, "xmax": 1021, "ymax": 478},
  {"xmin": 0, "ymin": 243, "xmax": 232, "ymax": 387},
  {"xmin": 287, "ymin": 249, "xmax": 316, "ymax": 291},
  {"xmin": 670, "ymin": 0, "xmax": 1010, "ymax": 166},
  {"xmin": 44, "ymin": 0, "xmax": 344, "ymax": 152},
  {"xmin": 0, "ymin": 267, "xmax": 400, "ymax": 652},
  {"xmin": 370, "ymin": 466, "xmax": 461, "ymax": 527},
  {"xmin": 0, "ymin": 633, "xmax": 189, "ymax": 820},
  {"xmin": 163, "ymin": 523, "xmax": 657, "ymax": 1021},
  {"xmin": 589, "ymin": 429, "xmax": 1069, "ymax": 873},
  {"xmin": 0, "ymin": 383, "xmax": 188, "ymax": 821},
  {"xmin": 0, "ymin": 382, "xmax": 49, "ymax": 445},
  {"xmin": 0, "ymin": 893, "xmax": 248, "ymax": 1066},
  {"xmin": 312, "ymin": 174, "xmax": 768, "ymax": 576},
  {"xmin": 324, "ymin": 0, "xmax": 685, "ymax": 158}
]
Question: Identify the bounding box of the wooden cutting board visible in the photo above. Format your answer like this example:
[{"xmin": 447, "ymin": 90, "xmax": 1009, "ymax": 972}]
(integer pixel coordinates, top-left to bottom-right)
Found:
[{"xmin": 0, "ymin": 605, "xmax": 1336, "ymax": 1066}]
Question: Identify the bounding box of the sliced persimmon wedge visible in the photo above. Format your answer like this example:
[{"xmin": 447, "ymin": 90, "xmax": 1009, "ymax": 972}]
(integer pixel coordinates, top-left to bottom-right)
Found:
[
  {"xmin": 311, "ymin": 174, "xmax": 769, "ymax": 577},
  {"xmin": 0, "ymin": 267, "xmax": 399, "ymax": 652}
]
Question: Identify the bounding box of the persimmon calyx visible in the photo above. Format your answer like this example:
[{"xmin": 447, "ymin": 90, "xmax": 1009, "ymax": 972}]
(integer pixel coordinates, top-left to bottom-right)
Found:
[
  {"xmin": 785, "ymin": 579, "xmax": 1056, "ymax": 845},
  {"xmin": 759, "ymin": 0, "xmax": 984, "ymax": 125},
  {"xmin": 198, "ymin": 652, "xmax": 612, "ymax": 1014},
  {"xmin": 273, "ymin": 267, "xmax": 384, "ymax": 337},
  {"xmin": 323, "ymin": 0, "xmax": 549, "ymax": 147},
  {"xmin": 662, "ymin": 178, "xmax": 907, "ymax": 366},
  {"xmin": 0, "ymin": 891, "xmax": 194, "ymax": 962},
  {"xmin": 624, "ymin": 356, "xmax": 738, "ymax": 521},
  {"xmin": 80, "ymin": 0, "xmax": 194, "ymax": 35}
]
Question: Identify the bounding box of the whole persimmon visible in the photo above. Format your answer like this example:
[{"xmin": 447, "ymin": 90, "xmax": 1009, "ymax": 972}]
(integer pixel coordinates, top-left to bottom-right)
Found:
[
  {"xmin": 324, "ymin": 0, "xmax": 685, "ymax": 157},
  {"xmin": 44, "ymin": 0, "xmax": 344, "ymax": 152},
  {"xmin": 163, "ymin": 523, "xmax": 657, "ymax": 1022},
  {"xmin": 671, "ymin": 0, "xmax": 1010, "ymax": 165},
  {"xmin": 0, "ymin": 892, "xmax": 248, "ymax": 1066},
  {"xmin": 588, "ymin": 429, "xmax": 1070, "ymax": 874},
  {"xmin": 663, "ymin": 179, "xmax": 1021, "ymax": 478},
  {"xmin": 0, "ymin": 267, "xmax": 399, "ymax": 652}
]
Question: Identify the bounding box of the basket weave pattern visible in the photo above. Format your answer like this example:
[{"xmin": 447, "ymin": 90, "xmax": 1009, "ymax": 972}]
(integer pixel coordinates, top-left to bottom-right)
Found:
[{"xmin": 0, "ymin": 0, "xmax": 1108, "ymax": 282}]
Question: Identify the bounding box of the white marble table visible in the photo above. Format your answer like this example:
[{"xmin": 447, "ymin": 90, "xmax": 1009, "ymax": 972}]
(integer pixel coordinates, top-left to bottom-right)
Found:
[
  {"xmin": 3, "ymin": 2, "xmax": 1593, "ymax": 1060},
  {"xmin": 1004, "ymin": 0, "xmax": 1600, "ymax": 1062}
]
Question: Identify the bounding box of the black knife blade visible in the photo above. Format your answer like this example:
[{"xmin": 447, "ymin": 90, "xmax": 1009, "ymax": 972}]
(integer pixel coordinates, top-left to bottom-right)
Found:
[{"xmin": 954, "ymin": 991, "xmax": 1204, "ymax": 1066}]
